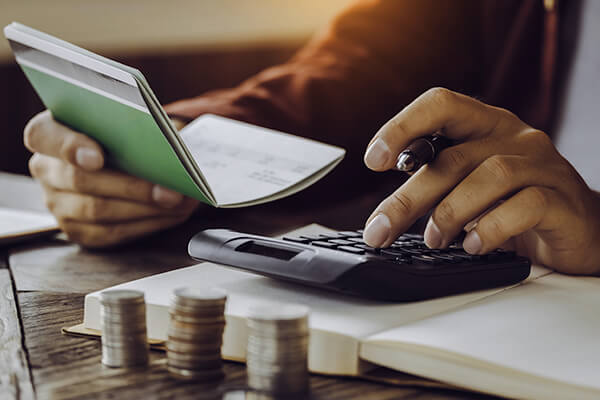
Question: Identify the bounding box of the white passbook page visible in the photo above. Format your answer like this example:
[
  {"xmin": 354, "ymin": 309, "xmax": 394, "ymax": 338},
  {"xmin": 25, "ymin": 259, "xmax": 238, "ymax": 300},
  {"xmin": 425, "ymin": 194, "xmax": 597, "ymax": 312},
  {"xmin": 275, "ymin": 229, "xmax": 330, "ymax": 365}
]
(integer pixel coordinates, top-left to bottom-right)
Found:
[
  {"xmin": 361, "ymin": 273, "xmax": 600, "ymax": 399},
  {"xmin": 178, "ymin": 115, "xmax": 345, "ymax": 207}
]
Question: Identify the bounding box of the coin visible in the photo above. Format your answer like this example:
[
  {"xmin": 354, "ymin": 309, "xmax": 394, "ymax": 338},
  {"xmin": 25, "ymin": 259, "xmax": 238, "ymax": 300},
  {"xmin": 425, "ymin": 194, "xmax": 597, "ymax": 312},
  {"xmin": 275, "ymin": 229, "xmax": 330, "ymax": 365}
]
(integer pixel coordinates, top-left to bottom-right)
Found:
[
  {"xmin": 166, "ymin": 286, "xmax": 228, "ymax": 381},
  {"xmin": 245, "ymin": 304, "xmax": 310, "ymax": 396},
  {"xmin": 100, "ymin": 289, "xmax": 149, "ymax": 368},
  {"xmin": 100, "ymin": 290, "xmax": 145, "ymax": 305}
]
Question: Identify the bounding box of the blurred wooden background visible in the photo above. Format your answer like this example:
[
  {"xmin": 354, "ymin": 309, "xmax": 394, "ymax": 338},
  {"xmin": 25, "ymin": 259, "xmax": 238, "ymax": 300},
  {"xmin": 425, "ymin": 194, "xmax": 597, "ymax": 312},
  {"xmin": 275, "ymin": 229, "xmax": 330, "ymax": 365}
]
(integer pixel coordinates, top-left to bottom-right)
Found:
[{"xmin": 0, "ymin": 0, "xmax": 353, "ymax": 174}]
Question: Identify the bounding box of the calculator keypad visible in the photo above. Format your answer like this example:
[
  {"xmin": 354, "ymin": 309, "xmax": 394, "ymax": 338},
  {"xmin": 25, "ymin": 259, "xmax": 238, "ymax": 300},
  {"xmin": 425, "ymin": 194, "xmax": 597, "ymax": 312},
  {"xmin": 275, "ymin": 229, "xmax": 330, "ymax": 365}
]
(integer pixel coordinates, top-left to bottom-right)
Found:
[{"xmin": 283, "ymin": 231, "xmax": 516, "ymax": 269}]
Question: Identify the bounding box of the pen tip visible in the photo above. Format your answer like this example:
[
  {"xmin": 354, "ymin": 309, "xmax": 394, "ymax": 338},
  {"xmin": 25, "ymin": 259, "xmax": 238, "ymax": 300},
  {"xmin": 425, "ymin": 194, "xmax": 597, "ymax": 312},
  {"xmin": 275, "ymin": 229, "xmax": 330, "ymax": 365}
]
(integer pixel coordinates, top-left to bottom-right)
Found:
[{"xmin": 396, "ymin": 153, "xmax": 415, "ymax": 172}]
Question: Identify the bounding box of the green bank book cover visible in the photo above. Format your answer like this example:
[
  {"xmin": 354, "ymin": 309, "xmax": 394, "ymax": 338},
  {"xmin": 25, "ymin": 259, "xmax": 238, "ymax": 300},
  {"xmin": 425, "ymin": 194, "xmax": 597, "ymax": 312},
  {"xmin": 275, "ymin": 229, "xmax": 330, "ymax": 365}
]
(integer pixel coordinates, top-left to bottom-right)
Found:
[{"xmin": 4, "ymin": 23, "xmax": 210, "ymax": 204}]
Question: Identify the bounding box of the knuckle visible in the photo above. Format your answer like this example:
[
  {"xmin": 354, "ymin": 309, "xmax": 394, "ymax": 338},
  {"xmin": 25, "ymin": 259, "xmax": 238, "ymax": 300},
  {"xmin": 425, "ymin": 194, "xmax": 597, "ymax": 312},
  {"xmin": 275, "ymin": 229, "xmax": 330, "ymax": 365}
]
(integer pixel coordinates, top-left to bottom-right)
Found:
[
  {"xmin": 481, "ymin": 214, "xmax": 506, "ymax": 242},
  {"xmin": 426, "ymin": 87, "xmax": 455, "ymax": 107},
  {"xmin": 387, "ymin": 191, "xmax": 414, "ymax": 219},
  {"xmin": 524, "ymin": 187, "xmax": 548, "ymax": 211},
  {"xmin": 44, "ymin": 192, "xmax": 57, "ymax": 214},
  {"xmin": 124, "ymin": 179, "xmax": 152, "ymax": 202},
  {"xmin": 483, "ymin": 155, "xmax": 515, "ymax": 184},
  {"xmin": 519, "ymin": 129, "xmax": 554, "ymax": 152},
  {"xmin": 28, "ymin": 154, "xmax": 44, "ymax": 178},
  {"xmin": 59, "ymin": 134, "xmax": 78, "ymax": 163},
  {"xmin": 387, "ymin": 117, "xmax": 410, "ymax": 141},
  {"xmin": 80, "ymin": 197, "xmax": 107, "ymax": 222},
  {"xmin": 433, "ymin": 201, "xmax": 457, "ymax": 228},
  {"xmin": 69, "ymin": 167, "xmax": 88, "ymax": 192},
  {"xmin": 438, "ymin": 147, "xmax": 468, "ymax": 174}
]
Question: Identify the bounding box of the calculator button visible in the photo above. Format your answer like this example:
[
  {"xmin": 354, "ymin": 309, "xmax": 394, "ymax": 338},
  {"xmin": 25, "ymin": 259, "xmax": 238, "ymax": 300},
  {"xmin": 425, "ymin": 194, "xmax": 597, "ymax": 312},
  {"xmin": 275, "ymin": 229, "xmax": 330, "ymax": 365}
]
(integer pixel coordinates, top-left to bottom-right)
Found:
[
  {"xmin": 311, "ymin": 241, "xmax": 338, "ymax": 249},
  {"xmin": 329, "ymin": 239, "xmax": 356, "ymax": 246},
  {"xmin": 380, "ymin": 249, "xmax": 406, "ymax": 257},
  {"xmin": 347, "ymin": 237, "xmax": 366, "ymax": 244},
  {"xmin": 337, "ymin": 246, "xmax": 365, "ymax": 255},
  {"xmin": 299, "ymin": 235, "xmax": 322, "ymax": 241},
  {"xmin": 282, "ymin": 237, "xmax": 309, "ymax": 244},
  {"xmin": 339, "ymin": 231, "xmax": 362, "ymax": 238},
  {"xmin": 318, "ymin": 233, "xmax": 347, "ymax": 239},
  {"xmin": 355, "ymin": 244, "xmax": 380, "ymax": 254}
]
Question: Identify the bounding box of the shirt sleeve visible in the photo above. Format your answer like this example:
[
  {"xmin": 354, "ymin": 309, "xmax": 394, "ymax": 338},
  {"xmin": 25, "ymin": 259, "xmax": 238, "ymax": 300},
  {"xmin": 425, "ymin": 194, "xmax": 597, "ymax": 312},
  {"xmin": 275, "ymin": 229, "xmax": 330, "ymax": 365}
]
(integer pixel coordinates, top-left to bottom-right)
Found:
[{"xmin": 164, "ymin": 0, "xmax": 481, "ymax": 193}]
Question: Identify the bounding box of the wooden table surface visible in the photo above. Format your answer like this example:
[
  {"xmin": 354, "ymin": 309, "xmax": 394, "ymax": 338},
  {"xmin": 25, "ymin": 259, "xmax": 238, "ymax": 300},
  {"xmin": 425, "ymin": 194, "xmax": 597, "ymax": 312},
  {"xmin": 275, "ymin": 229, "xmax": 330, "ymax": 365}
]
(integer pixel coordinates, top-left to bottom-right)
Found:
[{"xmin": 0, "ymin": 172, "xmax": 499, "ymax": 400}]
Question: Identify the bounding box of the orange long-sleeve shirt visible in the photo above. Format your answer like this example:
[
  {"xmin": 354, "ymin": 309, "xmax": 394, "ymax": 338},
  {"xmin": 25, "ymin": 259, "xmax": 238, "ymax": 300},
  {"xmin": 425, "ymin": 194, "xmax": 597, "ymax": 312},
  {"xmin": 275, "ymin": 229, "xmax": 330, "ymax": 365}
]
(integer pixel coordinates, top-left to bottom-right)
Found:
[{"xmin": 165, "ymin": 0, "xmax": 558, "ymax": 196}]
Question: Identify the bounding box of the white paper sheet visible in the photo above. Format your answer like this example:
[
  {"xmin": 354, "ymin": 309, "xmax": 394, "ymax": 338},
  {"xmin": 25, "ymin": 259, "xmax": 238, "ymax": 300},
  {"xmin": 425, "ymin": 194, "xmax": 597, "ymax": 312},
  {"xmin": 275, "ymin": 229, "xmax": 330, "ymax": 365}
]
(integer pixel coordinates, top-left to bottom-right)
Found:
[{"xmin": 179, "ymin": 115, "xmax": 345, "ymax": 206}]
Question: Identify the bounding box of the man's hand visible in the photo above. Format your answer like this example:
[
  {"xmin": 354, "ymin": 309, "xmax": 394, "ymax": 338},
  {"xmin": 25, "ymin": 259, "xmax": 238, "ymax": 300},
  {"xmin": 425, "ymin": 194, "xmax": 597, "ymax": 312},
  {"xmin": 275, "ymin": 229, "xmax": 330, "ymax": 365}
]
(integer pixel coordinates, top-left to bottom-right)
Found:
[
  {"xmin": 362, "ymin": 88, "xmax": 600, "ymax": 275},
  {"xmin": 24, "ymin": 110, "xmax": 200, "ymax": 248}
]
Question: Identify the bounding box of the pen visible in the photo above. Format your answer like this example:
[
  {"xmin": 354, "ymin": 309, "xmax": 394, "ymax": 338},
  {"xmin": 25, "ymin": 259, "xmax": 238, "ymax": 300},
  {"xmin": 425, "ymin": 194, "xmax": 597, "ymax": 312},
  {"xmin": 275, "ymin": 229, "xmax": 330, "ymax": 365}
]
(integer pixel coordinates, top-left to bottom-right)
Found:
[{"xmin": 396, "ymin": 134, "xmax": 453, "ymax": 172}]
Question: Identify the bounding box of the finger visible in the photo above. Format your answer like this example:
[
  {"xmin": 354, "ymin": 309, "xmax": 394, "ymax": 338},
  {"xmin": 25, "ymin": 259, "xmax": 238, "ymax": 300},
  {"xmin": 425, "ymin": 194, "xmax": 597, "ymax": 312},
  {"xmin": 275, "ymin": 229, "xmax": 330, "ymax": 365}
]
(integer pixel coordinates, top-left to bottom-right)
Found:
[
  {"xmin": 24, "ymin": 110, "xmax": 104, "ymax": 171},
  {"xmin": 425, "ymin": 155, "xmax": 559, "ymax": 248},
  {"xmin": 30, "ymin": 154, "xmax": 184, "ymax": 208},
  {"xmin": 59, "ymin": 214, "xmax": 191, "ymax": 248},
  {"xmin": 462, "ymin": 186, "xmax": 560, "ymax": 255},
  {"xmin": 363, "ymin": 139, "xmax": 493, "ymax": 247},
  {"xmin": 43, "ymin": 186, "xmax": 198, "ymax": 223},
  {"xmin": 364, "ymin": 87, "xmax": 518, "ymax": 171}
]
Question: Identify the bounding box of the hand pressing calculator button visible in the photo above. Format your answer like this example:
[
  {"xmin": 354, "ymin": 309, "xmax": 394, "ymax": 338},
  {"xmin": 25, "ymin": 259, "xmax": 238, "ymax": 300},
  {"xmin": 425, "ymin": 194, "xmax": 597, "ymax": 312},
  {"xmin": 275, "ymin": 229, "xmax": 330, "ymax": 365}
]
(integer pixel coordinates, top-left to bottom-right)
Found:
[{"xmin": 188, "ymin": 229, "xmax": 531, "ymax": 302}]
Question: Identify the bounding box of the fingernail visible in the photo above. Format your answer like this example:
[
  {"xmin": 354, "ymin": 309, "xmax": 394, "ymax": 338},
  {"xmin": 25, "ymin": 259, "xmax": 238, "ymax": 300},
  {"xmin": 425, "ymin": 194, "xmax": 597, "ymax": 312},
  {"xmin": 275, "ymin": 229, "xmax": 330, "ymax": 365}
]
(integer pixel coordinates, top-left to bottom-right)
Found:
[
  {"xmin": 75, "ymin": 148, "xmax": 102, "ymax": 170},
  {"xmin": 152, "ymin": 185, "xmax": 183, "ymax": 208},
  {"xmin": 463, "ymin": 230, "xmax": 482, "ymax": 254},
  {"xmin": 364, "ymin": 138, "xmax": 391, "ymax": 170},
  {"xmin": 424, "ymin": 218, "xmax": 442, "ymax": 248},
  {"xmin": 363, "ymin": 213, "xmax": 391, "ymax": 248}
]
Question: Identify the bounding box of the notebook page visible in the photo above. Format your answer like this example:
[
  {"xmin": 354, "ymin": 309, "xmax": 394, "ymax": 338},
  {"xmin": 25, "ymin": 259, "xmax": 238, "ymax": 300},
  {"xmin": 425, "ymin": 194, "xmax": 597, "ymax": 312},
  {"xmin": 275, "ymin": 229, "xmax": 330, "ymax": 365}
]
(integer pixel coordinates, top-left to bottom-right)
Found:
[
  {"xmin": 0, "ymin": 207, "xmax": 58, "ymax": 241},
  {"xmin": 178, "ymin": 115, "xmax": 345, "ymax": 207},
  {"xmin": 361, "ymin": 272, "xmax": 600, "ymax": 399}
]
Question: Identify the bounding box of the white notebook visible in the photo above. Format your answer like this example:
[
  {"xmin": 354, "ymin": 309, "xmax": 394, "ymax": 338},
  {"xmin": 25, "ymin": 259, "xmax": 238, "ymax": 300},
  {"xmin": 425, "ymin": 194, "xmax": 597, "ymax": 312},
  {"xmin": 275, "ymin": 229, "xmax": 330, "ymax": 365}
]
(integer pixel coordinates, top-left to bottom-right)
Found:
[
  {"xmin": 78, "ymin": 225, "xmax": 600, "ymax": 399},
  {"xmin": 0, "ymin": 207, "xmax": 58, "ymax": 244}
]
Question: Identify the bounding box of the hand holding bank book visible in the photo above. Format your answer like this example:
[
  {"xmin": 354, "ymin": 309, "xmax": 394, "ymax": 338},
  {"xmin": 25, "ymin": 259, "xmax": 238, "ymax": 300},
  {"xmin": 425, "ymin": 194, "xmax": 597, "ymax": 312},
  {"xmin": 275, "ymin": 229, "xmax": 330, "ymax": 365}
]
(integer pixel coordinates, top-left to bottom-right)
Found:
[{"xmin": 4, "ymin": 23, "xmax": 345, "ymax": 207}]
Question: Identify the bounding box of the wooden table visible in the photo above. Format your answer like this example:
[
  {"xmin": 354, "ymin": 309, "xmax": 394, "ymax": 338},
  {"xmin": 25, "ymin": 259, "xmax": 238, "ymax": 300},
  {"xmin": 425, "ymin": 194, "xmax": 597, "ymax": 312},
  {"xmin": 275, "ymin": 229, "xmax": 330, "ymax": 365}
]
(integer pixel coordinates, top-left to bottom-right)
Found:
[{"xmin": 0, "ymin": 173, "xmax": 498, "ymax": 400}]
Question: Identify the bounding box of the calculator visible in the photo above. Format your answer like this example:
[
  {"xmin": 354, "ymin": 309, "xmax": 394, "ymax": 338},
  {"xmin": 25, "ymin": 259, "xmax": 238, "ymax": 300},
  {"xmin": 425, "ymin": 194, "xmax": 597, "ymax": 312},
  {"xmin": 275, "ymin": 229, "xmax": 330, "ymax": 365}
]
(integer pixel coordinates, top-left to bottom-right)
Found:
[{"xmin": 188, "ymin": 229, "xmax": 531, "ymax": 302}]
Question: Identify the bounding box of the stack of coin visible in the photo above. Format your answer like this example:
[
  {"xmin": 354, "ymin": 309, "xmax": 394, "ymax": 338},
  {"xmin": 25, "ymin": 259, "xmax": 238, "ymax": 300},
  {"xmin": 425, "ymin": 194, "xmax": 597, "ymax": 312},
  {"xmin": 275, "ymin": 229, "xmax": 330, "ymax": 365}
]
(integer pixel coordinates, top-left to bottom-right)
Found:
[
  {"xmin": 246, "ymin": 304, "xmax": 310, "ymax": 397},
  {"xmin": 167, "ymin": 287, "xmax": 227, "ymax": 381},
  {"xmin": 100, "ymin": 289, "xmax": 149, "ymax": 368}
]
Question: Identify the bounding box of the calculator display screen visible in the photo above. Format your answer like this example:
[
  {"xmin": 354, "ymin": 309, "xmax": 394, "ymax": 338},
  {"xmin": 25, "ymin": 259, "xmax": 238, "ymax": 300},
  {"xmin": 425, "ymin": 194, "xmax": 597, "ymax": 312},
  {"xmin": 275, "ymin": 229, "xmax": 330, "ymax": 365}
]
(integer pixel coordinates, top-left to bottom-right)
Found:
[{"xmin": 236, "ymin": 241, "xmax": 301, "ymax": 261}]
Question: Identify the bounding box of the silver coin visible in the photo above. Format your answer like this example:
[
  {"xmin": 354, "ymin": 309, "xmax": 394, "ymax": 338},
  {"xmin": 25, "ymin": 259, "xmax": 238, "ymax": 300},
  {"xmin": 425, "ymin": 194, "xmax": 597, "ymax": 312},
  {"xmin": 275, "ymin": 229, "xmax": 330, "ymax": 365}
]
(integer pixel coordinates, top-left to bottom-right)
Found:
[
  {"xmin": 169, "ymin": 319, "xmax": 225, "ymax": 331},
  {"xmin": 101, "ymin": 323, "xmax": 147, "ymax": 336},
  {"xmin": 247, "ymin": 373, "xmax": 308, "ymax": 394},
  {"xmin": 167, "ymin": 365, "xmax": 224, "ymax": 381},
  {"xmin": 169, "ymin": 313, "xmax": 226, "ymax": 324},
  {"xmin": 247, "ymin": 324, "xmax": 308, "ymax": 338},
  {"xmin": 166, "ymin": 340, "xmax": 222, "ymax": 354},
  {"xmin": 167, "ymin": 323, "xmax": 224, "ymax": 336},
  {"xmin": 174, "ymin": 286, "xmax": 227, "ymax": 300},
  {"xmin": 246, "ymin": 360, "xmax": 307, "ymax": 374},
  {"xmin": 100, "ymin": 305, "xmax": 146, "ymax": 315},
  {"xmin": 246, "ymin": 335, "xmax": 309, "ymax": 347},
  {"xmin": 101, "ymin": 315, "xmax": 146, "ymax": 326},
  {"xmin": 100, "ymin": 290, "xmax": 145, "ymax": 305},
  {"xmin": 169, "ymin": 303, "xmax": 225, "ymax": 317},
  {"xmin": 102, "ymin": 336, "xmax": 148, "ymax": 348},
  {"xmin": 102, "ymin": 349, "xmax": 148, "ymax": 367},
  {"xmin": 167, "ymin": 355, "xmax": 223, "ymax": 370},
  {"xmin": 247, "ymin": 304, "xmax": 308, "ymax": 322}
]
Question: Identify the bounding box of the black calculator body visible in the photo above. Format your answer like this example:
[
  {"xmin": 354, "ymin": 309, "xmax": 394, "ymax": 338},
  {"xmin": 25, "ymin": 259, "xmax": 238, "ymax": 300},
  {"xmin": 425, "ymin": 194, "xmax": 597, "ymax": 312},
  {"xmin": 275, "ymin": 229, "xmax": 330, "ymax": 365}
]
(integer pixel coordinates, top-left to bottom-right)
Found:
[{"xmin": 188, "ymin": 229, "xmax": 531, "ymax": 302}]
